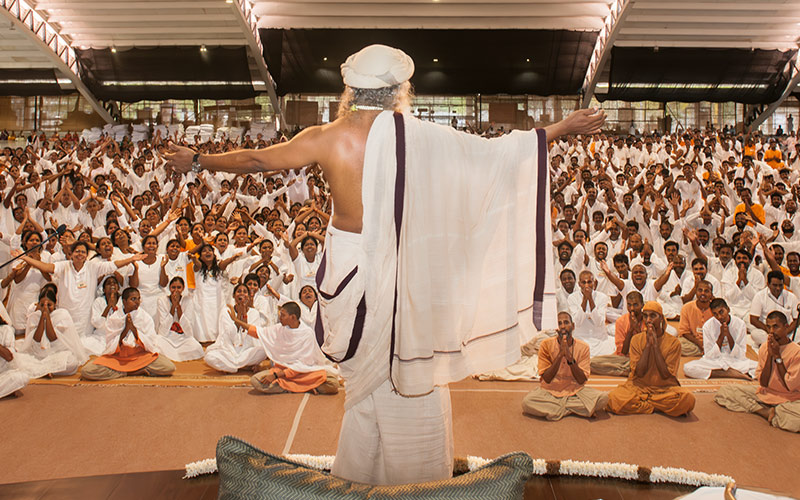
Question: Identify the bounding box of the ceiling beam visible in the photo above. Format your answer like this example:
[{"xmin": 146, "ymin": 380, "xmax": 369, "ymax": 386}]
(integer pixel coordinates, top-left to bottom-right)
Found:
[
  {"xmin": 34, "ymin": 1, "xmax": 229, "ymax": 10},
  {"xmin": 748, "ymin": 54, "xmax": 800, "ymax": 132},
  {"xmin": 581, "ymin": 0, "xmax": 632, "ymax": 108},
  {"xmin": 229, "ymin": 0, "xmax": 283, "ymax": 125},
  {"xmin": 0, "ymin": 0, "xmax": 113, "ymax": 123},
  {"xmin": 621, "ymin": 27, "xmax": 800, "ymax": 36},
  {"xmin": 253, "ymin": 2, "xmax": 611, "ymax": 17},
  {"xmin": 257, "ymin": 15, "xmax": 605, "ymax": 29},
  {"xmin": 69, "ymin": 38, "xmax": 247, "ymax": 48},
  {"xmin": 61, "ymin": 26, "xmax": 243, "ymax": 35},
  {"xmin": 627, "ymin": 14, "xmax": 800, "ymax": 24},
  {"xmin": 633, "ymin": 1, "xmax": 800, "ymax": 9},
  {"xmin": 614, "ymin": 39, "xmax": 800, "ymax": 50}
]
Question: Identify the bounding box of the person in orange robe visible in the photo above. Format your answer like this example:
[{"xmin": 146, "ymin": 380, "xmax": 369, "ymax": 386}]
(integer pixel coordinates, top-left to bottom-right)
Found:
[
  {"xmin": 81, "ymin": 288, "xmax": 175, "ymax": 380},
  {"xmin": 522, "ymin": 311, "xmax": 608, "ymax": 421},
  {"xmin": 227, "ymin": 301, "xmax": 339, "ymax": 395},
  {"xmin": 677, "ymin": 280, "xmax": 714, "ymax": 357},
  {"xmin": 607, "ymin": 301, "xmax": 696, "ymax": 416},
  {"xmin": 715, "ymin": 310, "xmax": 800, "ymax": 433},
  {"xmin": 590, "ymin": 290, "xmax": 643, "ymax": 376}
]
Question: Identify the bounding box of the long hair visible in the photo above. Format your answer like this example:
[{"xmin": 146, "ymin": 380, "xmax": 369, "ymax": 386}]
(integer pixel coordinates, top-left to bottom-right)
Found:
[
  {"xmin": 197, "ymin": 243, "xmax": 221, "ymax": 280},
  {"xmin": 337, "ymin": 81, "xmax": 413, "ymax": 119}
]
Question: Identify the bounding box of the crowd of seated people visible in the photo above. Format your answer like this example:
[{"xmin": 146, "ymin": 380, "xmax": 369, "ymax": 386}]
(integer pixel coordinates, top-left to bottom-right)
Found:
[
  {"xmin": 1, "ymin": 122, "xmax": 799, "ymax": 432},
  {"xmin": 530, "ymin": 126, "xmax": 800, "ymax": 431},
  {"xmin": 0, "ymin": 129, "xmax": 337, "ymax": 396}
]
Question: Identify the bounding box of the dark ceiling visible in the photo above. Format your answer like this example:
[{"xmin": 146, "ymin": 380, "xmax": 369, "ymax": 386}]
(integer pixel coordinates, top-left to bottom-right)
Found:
[
  {"xmin": 2, "ymin": 34, "xmax": 797, "ymax": 105},
  {"xmin": 0, "ymin": 69, "xmax": 73, "ymax": 96},
  {"xmin": 260, "ymin": 28, "xmax": 598, "ymax": 96},
  {"xmin": 600, "ymin": 47, "xmax": 797, "ymax": 104},
  {"xmin": 75, "ymin": 46, "xmax": 257, "ymax": 102}
]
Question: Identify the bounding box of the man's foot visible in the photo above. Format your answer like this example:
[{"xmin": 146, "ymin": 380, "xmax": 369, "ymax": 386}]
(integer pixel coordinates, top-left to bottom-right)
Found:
[
  {"xmin": 1, "ymin": 390, "xmax": 22, "ymax": 400},
  {"xmin": 768, "ymin": 406, "xmax": 777, "ymax": 426}
]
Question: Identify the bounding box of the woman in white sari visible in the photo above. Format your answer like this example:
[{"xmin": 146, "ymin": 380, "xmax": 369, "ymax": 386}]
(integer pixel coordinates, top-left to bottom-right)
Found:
[
  {"xmin": 17, "ymin": 287, "xmax": 88, "ymax": 378},
  {"xmin": 204, "ymin": 283, "xmax": 266, "ymax": 373},
  {"xmin": 155, "ymin": 276, "xmax": 204, "ymax": 361},
  {"xmin": 2, "ymin": 230, "xmax": 51, "ymax": 334},
  {"xmin": 88, "ymin": 275, "xmax": 122, "ymax": 355}
]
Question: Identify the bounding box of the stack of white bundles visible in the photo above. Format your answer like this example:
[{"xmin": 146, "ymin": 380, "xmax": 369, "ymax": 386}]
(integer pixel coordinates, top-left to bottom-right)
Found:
[
  {"xmin": 247, "ymin": 122, "xmax": 276, "ymax": 141},
  {"xmin": 103, "ymin": 123, "xmax": 130, "ymax": 142},
  {"xmin": 215, "ymin": 127, "xmax": 244, "ymax": 143},
  {"xmin": 80, "ymin": 127, "xmax": 103, "ymax": 143},
  {"xmin": 154, "ymin": 124, "xmax": 185, "ymax": 140},
  {"xmin": 185, "ymin": 124, "xmax": 214, "ymax": 142},
  {"xmin": 131, "ymin": 124, "xmax": 150, "ymax": 143}
]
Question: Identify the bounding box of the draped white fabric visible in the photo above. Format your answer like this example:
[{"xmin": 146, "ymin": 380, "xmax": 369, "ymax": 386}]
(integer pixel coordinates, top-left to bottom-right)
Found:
[{"xmin": 320, "ymin": 111, "xmax": 556, "ymax": 408}]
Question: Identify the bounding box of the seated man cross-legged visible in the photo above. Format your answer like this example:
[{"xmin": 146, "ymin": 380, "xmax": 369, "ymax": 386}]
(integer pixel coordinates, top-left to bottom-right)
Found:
[
  {"xmin": 677, "ymin": 280, "xmax": 714, "ymax": 357},
  {"xmin": 82, "ymin": 288, "xmax": 176, "ymax": 380},
  {"xmin": 715, "ymin": 311, "xmax": 800, "ymax": 433},
  {"xmin": 607, "ymin": 301, "xmax": 696, "ymax": 417},
  {"xmin": 523, "ymin": 311, "xmax": 608, "ymax": 420},
  {"xmin": 227, "ymin": 301, "xmax": 339, "ymax": 395},
  {"xmin": 683, "ymin": 298, "xmax": 756, "ymax": 380},
  {"xmin": 590, "ymin": 290, "xmax": 644, "ymax": 377}
]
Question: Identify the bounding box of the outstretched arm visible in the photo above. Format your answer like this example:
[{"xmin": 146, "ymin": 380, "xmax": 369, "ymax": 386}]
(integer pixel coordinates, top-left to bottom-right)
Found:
[
  {"xmin": 544, "ymin": 108, "xmax": 606, "ymax": 142},
  {"xmin": 165, "ymin": 126, "xmax": 328, "ymax": 175}
]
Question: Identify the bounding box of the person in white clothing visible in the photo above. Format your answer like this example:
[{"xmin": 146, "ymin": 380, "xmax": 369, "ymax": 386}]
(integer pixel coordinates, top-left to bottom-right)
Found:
[
  {"xmin": 129, "ymin": 235, "xmax": 163, "ymax": 323},
  {"xmin": 750, "ymin": 270, "xmax": 800, "ymax": 347},
  {"xmin": 166, "ymin": 44, "xmax": 604, "ymax": 485},
  {"xmin": 204, "ymin": 284, "xmax": 267, "ymax": 372},
  {"xmin": 721, "ymin": 249, "xmax": 765, "ymax": 321},
  {"xmin": 89, "ymin": 275, "xmax": 122, "ymax": 355},
  {"xmin": 17, "ymin": 288, "xmax": 88, "ymax": 378},
  {"xmin": 568, "ymin": 270, "xmax": 615, "ymax": 357},
  {"xmin": 0, "ymin": 302, "xmax": 29, "ymax": 398},
  {"xmin": 154, "ymin": 276, "xmax": 204, "ymax": 361},
  {"xmin": 684, "ymin": 298, "xmax": 757, "ymax": 380},
  {"xmin": 2, "ymin": 230, "xmax": 51, "ymax": 333},
  {"xmin": 189, "ymin": 243, "xmax": 239, "ymax": 342},
  {"xmin": 15, "ymin": 241, "xmax": 145, "ymax": 343}
]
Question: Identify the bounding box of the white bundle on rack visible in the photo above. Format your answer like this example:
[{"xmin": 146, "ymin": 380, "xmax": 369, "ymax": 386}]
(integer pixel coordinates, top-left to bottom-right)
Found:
[
  {"xmin": 131, "ymin": 124, "xmax": 150, "ymax": 143},
  {"xmin": 79, "ymin": 127, "xmax": 103, "ymax": 143},
  {"xmin": 247, "ymin": 122, "xmax": 276, "ymax": 141}
]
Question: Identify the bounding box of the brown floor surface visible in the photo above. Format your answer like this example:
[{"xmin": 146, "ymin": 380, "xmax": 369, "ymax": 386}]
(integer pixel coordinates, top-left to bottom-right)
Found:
[
  {"xmin": 0, "ymin": 469, "xmax": 697, "ymax": 500},
  {"xmin": 2, "ymin": 382, "xmax": 797, "ymax": 496}
]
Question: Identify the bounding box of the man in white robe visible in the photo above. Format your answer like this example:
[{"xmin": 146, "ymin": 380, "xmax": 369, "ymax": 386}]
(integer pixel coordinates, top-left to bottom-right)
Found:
[
  {"xmin": 684, "ymin": 298, "xmax": 757, "ymax": 380},
  {"xmin": 166, "ymin": 44, "xmax": 604, "ymax": 485},
  {"xmin": 568, "ymin": 270, "xmax": 615, "ymax": 357}
]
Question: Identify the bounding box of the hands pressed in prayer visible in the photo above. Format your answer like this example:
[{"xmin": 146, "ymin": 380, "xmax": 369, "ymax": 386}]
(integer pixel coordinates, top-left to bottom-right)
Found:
[{"xmin": 767, "ymin": 335, "xmax": 781, "ymax": 359}]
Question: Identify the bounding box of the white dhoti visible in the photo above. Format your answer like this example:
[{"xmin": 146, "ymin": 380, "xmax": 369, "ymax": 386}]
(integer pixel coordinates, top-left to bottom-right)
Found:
[
  {"xmin": 0, "ymin": 367, "xmax": 28, "ymax": 398},
  {"xmin": 684, "ymin": 316, "xmax": 757, "ymax": 379},
  {"xmin": 0, "ymin": 324, "xmax": 28, "ymax": 398},
  {"xmin": 331, "ymin": 379, "xmax": 453, "ymax": 485},
  {"xmin": 204, "ymin": 345, "xmax": 264, "ymax": 373},
  {"xmin": 683, "ymin": 355, "xmax": 757, "ymax": 379},
  {"xmin": 156, "ymin": 331, "xmax": 205, "ymax": 362},
  {"xmin": 316, "ymin": 112, "xmax": 556, "ymax": 485}
]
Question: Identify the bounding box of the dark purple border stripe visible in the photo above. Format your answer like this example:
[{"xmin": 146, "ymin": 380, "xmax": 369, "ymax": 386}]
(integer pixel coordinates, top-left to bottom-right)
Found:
[
  {"xmin": 318, "ymin": 266, "xmax": 359, "ymax": 300},
  {"xmin": 532, "ymin": 128, "xmax": 547, "ymax": 330},
  {"xmin": 389, "ymin": 112, "xmax": 406, "ymax": 393}
]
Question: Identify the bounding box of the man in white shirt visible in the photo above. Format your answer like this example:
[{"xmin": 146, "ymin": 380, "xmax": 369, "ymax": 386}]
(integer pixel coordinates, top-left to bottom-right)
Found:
[
  {"xmin": 684, "ymin": 298, "xmax": 756, "ymax": 380},
  {"xmin": 750, "ymin": 270, "xmax": 800, "ymax": 348},
  {"xmin": 568, "ymin": 270, "xmax": 615, "ymax": 357}
]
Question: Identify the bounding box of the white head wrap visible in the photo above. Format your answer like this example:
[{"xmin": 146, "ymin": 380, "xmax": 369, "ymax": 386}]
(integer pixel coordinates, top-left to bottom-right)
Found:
[{"xmin": 341, "ymin": 44, "xmax": 414, "ymax": 89}]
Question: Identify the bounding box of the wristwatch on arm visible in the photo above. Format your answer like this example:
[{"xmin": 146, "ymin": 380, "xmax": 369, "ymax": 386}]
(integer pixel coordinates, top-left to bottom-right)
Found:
[{"xmin": 191, "ymin": 153, "xmax": 202, "ymax": 173}]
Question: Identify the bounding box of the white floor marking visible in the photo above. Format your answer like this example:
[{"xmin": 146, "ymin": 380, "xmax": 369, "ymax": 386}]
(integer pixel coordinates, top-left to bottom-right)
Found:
[{"xmin": 282, "ymin": 393, "xmax": 310, "ymax": 455}]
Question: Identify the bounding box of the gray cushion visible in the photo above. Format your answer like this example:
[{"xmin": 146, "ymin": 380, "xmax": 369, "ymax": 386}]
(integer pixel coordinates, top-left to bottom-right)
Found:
[{"xmin": 216, "ymin": 435, "xmax": 532, "ymax": 500}]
